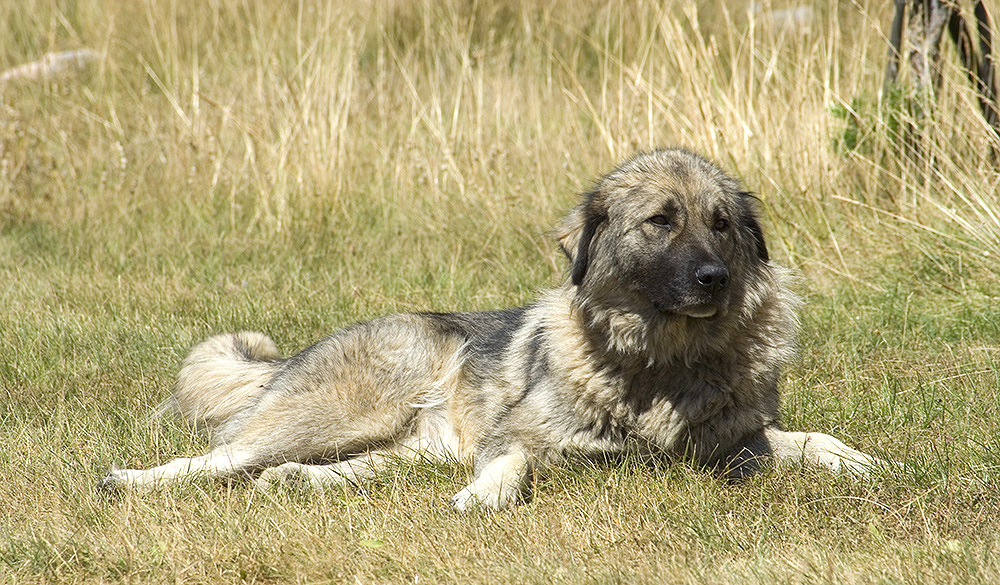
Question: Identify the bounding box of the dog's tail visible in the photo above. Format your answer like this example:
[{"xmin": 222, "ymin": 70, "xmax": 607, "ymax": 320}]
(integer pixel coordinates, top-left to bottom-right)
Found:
[{"xmin": 157, "ymin": 331, "xmax": 283, "ymax": 434}]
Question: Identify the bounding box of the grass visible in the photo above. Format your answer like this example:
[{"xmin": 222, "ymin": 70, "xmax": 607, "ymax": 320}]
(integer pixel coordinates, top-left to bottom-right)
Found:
[{"xmin": 2, "ymin": 0, "xmax": 999, "ymax": 582}]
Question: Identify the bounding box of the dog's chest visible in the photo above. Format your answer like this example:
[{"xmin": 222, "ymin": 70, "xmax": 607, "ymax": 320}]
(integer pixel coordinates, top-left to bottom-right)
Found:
[
  {"xmin": 550, "ymin": 366, "xmax": 708, "ymax": 453},
  {"xmin": 587, "ymin": 357, "xmax": 754, "ymax": 450}
]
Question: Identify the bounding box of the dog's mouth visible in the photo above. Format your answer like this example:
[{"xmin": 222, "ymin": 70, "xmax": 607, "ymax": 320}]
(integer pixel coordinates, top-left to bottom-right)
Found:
[
  {"xmin": 674, "ymin": 304, "xmax": 719, "ymax": 319},
  {"xmin": 643, "ymin": 283, "xmax": 729, "ymax": 320},
  {"xmin": 651, "ymin": 300, "xmax": 722, "ymax": 319}
]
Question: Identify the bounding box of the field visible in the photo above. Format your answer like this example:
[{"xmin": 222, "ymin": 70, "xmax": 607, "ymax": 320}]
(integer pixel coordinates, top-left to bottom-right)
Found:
[{"xmin": 2, "ymin": 0, "xmax": 999, "ymax": 583}]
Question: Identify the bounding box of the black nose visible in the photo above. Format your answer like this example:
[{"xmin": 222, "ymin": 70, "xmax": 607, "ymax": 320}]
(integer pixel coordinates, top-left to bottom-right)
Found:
[{"xmin": 695, "ymin": 263, "xmax": 729, "ymax": 294}]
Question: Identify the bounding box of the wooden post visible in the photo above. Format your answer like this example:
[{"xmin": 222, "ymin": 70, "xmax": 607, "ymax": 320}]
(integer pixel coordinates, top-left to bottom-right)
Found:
[{"xmin": 883, "ymin": 0, "xmax": 999, "ymax": 143}]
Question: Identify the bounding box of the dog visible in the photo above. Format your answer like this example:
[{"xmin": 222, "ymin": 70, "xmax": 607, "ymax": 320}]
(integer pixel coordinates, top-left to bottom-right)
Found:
[{"xmin": 99, "ymin": 148, "xmax": 888, "ymax": 510}]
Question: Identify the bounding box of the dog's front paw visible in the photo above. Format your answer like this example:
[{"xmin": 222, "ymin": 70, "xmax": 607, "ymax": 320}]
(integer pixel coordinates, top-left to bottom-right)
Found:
[{"xmin": 449, "ymin": 481, "xmax": 520, "ymax": 512}]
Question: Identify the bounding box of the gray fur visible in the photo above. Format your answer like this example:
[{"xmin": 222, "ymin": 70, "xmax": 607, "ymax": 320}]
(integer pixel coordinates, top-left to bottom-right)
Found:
[{"xmin": 100, "ymin": 149, "xmax": 891, "ymax": 510}]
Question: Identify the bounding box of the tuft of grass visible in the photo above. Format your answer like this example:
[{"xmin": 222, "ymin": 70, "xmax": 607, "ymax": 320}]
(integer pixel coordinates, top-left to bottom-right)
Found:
[{"xmin": 2, "ymin": 0, "xmax": 999, "ymax": 583}]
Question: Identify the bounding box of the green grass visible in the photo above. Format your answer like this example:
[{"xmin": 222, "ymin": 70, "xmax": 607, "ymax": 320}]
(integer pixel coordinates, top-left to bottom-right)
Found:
[{"xmin": 2, "ymin": 0, "xmax": 999, "ymax": 583}]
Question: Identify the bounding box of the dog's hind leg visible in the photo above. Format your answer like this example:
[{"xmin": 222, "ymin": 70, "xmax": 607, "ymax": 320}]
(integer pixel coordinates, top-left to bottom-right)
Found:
[
  {"xmin": 99, "ymin": 403, "xmax": 420, "ymax": 493},
  {"xmin": 98, "ymin": 445, "xmax": 265, "ymax": 491},
  {"xmin": 252, "ymin": 450, "xmax": 399, "ymax": 491}
]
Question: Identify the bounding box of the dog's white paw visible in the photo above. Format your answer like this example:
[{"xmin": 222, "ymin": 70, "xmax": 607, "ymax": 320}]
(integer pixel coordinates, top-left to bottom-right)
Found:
[
  {"xmin": 96, "ymin": 466, "xmax": 141, "ymax": 493},
  {"xmin": 806, "ymin": 440, "xmax": 907, "ymax": 479},
  {"xmin": 253, "ymin": 462, "xmax": 307, "ymax": 491},
  {"xmin": 449, "ymin": 481, "xmax": 519, "ymax": 511}
]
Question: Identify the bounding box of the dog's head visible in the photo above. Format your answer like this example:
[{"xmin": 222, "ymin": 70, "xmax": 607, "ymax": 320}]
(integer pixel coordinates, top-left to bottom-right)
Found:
[{"xmin": 557, "ymin": 149, "xmax": 769, "ymax": 320}]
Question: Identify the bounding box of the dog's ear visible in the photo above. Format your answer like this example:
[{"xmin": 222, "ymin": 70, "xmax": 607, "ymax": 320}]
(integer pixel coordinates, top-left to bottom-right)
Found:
[
  {"xmin": 740, "ymin": 192, "xmax": 769, "ymax": 263},
  {"xmin": 557, "ymin": 192, "xmax": 606, "ymax": 285}
]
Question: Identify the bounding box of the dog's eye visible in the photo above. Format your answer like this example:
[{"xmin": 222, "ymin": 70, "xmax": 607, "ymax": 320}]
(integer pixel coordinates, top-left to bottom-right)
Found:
[
  {"xmin": 648, "ymin": 215, "xmax": 672, "ymax": 228},
  {"xmin": 714, "ymin": 218, "xmax": 730, "ymax": 232}
]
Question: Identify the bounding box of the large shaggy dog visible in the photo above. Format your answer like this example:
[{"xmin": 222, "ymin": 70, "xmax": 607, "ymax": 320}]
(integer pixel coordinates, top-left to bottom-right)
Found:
[{"xmin": 100, "ymin": 149, "xmax": 885, "ymax": 510}]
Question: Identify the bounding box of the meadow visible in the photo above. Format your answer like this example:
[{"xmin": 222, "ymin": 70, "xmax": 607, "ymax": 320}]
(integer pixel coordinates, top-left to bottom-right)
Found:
[{"xmin": 1, "ymin": 0, "xmax": 998, "ymax": 583}]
